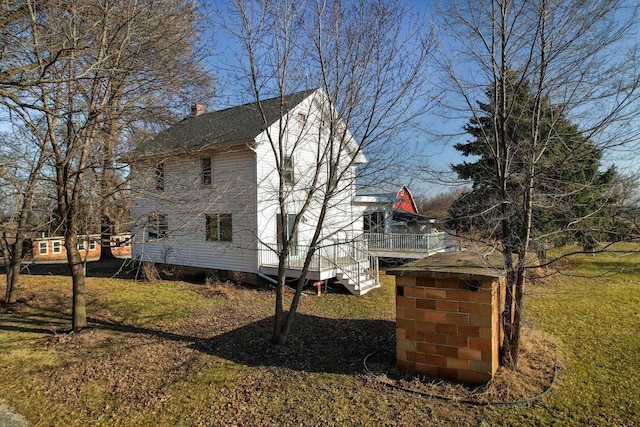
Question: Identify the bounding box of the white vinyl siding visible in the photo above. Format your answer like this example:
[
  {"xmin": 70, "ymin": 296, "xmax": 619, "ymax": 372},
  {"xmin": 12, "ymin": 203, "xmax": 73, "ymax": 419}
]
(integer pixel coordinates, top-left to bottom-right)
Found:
[
  {"xmin": 255, "ymin": 96, "xmax": 362, "ymax": 248},
  {"xmin": 131, "ymin": 147, "xmax": 258, "ymax": 272}
]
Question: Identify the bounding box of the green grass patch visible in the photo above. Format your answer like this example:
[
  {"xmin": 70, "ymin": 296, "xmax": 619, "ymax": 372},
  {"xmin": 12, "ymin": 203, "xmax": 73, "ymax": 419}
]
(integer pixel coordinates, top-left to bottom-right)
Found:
[
  {"xmin": 1, "ymin": 253, "xmax": 639, "ymax": 426},
  {"xmin": 86, "ymin": 278, "xmax": 217, "ymax": 327},
  {"xmin": 485, "ymin": 249, "xmax": 640, "ymax": 425}
]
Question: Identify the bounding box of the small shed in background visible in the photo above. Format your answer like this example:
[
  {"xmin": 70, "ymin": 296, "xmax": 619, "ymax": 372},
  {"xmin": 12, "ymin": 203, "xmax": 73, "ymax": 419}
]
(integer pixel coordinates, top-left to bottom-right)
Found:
[{"xmin": 388, "ymin": 252, "xmax": 505, "ymax": 384}]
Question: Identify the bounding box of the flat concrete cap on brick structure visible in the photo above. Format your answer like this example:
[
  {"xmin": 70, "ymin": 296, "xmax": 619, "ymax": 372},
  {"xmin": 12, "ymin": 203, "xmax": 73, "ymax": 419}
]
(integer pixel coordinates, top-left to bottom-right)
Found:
[{"xmin": 387, "ymin": 251, "xmax": 505, "ymax": 281}]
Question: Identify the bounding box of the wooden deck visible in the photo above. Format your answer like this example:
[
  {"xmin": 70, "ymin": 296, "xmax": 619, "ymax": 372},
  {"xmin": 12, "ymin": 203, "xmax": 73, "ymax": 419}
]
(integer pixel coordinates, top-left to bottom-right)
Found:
[{"xmin": 364, "ymin": 232, "xmax": 457, "ymax": 259}]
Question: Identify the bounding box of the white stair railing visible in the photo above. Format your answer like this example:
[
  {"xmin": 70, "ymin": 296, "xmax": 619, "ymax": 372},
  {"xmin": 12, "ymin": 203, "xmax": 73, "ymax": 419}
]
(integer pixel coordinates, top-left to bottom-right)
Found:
[{"xmin": 258, "ymin": 238, "xmax": 380, "ymax": 292}]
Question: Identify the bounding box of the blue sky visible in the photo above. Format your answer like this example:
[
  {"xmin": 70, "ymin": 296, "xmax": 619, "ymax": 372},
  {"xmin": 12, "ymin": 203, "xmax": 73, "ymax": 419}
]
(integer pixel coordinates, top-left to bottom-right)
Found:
[
  {"xmin": 203, "ymin": 0, "xmax": 469, "ymax": 197},
  {"xmin": 202, "ymin": 0, "xmax": 640, "ymax": 197}
]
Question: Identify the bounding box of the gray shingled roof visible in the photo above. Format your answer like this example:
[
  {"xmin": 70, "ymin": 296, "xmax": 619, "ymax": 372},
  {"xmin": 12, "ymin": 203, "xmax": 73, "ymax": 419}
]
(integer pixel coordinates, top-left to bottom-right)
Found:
[{"xmin": 129, "ymin": 88, "xmax": 317, "ymax": 159}]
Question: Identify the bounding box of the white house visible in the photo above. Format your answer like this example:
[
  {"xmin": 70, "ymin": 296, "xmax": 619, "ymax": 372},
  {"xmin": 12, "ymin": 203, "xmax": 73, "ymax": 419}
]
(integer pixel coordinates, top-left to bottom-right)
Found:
[{"xmin": 127, "ymin": 89, "xmax": 379, "ymax": 295}]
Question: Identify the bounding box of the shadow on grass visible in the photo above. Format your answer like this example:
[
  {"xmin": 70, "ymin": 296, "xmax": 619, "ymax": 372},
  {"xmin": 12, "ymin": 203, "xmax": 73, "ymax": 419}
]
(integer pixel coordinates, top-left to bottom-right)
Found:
[
  {"xmin": 2, "ymin": 297, "xmax": 395, "ymax": 375},
  {"xmin": 90, "ymin": 315, "xmax": 395, "ymax": 375},
  {"xmin": 192, "ymin": 315, "xmax": 395, "ymax": 375},
  {"xmin": 16, "ymin": 258, "xmax": 137, "ymax": 279}
]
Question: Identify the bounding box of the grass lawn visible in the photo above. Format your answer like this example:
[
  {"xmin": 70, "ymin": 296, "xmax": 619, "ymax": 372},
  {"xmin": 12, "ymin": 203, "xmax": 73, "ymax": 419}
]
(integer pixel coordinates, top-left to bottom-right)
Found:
[{"xmin": 0, "ymin": 249, "xmax": 639, "ymax": 426}]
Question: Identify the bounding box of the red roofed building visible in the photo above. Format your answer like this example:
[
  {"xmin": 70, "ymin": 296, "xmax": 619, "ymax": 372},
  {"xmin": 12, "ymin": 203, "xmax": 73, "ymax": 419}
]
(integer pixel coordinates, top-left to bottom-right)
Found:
[{"xmin": 393, "ymin": 185, "xmax": 418, "ymax": 214}]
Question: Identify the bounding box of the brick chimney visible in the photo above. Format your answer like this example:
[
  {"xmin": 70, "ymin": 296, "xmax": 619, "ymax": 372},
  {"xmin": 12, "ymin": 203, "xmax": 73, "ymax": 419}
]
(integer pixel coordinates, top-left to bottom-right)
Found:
[{"xmin": 191, "ymin": 104, "xmax": 205, "ymax": 117}]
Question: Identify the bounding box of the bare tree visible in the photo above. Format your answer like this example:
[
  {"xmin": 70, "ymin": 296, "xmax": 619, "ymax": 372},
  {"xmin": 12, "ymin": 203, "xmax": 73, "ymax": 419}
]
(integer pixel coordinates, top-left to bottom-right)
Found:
[
  {"xmin": 415, "ymin": 187, "xmax": 468, "ymax": 225},
  {"xmin": 0, "ymin": 0, "xmax": 212, "ymax": 329},
  {"xmin": 436, "ymin": 0, "xmax": 640, "ymax": 367},
  {"xmin": 0, "ymin": 127, "xmax": 48, "ymax": 304},
  {"xmin": 224, "ymin": 0, "xmax": 433, "ymax": 344}
]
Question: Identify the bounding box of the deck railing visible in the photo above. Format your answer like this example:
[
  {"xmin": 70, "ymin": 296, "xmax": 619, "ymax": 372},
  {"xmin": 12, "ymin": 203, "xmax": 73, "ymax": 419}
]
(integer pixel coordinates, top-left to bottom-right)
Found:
[
  {"xmin": 258, "ymin": 231, "xmax": 456, "ymax": 275},
  {"xmin": 258, "ymin": 237, "xmax": 370, "ymax": 272},
  {"xmin": 363, "ymin": 231, "xmax": 456, "ymax": 254}
]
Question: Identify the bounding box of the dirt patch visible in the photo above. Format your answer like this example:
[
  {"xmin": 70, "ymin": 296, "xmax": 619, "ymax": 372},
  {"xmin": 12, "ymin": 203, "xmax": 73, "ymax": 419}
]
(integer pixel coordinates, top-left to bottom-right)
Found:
[
  {"xmin": 361, "ymin": 325, "xmax": 557, "ymax": 405},
  {"xmin": 0, "ymin": 401, "xmax": 30, "ymax": 427}
]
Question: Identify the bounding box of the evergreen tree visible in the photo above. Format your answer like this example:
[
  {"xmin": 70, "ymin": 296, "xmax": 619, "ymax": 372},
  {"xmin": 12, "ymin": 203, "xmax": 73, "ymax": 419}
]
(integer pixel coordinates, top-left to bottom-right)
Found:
[{"xmin": 447, "ymin": 73, "xmax": 617, "ymax": 251}]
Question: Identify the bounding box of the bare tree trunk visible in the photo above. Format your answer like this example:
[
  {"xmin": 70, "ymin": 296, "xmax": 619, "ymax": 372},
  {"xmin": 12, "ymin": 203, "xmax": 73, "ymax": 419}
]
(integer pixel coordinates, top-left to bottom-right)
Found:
[
  {"xmin": 65, "ymin": 232, "xmax": 87, "ymax": 331},
  {"xmin": 271, "ymin": 260, "xmax": 288, "ymax": 344},
  {"xmin": 1, "ymin": 144, "xmax": 47, "ymax": 304},
  {"xmin": 5, "ymin": 242, "xmax": 24, "ymax": 304},
  {"xmin": 100, "ymin": 215, "xmax": 114, "ymax": 259},
  {"xmin": 509, "ymin": 267, "xmax": 525, "ymax": 366},
  {"xmin": 1, "ymin": 237, "xmax": 22, "ymax": 304}
]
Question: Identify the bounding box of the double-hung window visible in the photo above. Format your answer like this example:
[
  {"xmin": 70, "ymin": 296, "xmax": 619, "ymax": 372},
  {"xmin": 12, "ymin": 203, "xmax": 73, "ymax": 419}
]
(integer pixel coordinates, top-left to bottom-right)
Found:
[
  {"xmin": 52, "ymin": 241, "xmax": 62, "ymax": 254},
  {"xmin": 148, "ymin": 213, "xmax": 168, "ymax": 239},
  {"xmin": 284, "ymin": 155, "xmax": 294, "ymax": 184},
  {"xmin": 297, "ymin": 113, "xmax": 306, "ymax": 129},
  {"xmin": 201, "ymin": 157, "xmax": 212, "ymax": 186},
  {"xmin": 277, "ymin": 213, "xmax": 298, "ymax": 256},
  {"xmin": 206, "ymin": 214, "xmax": 232, "ymax": 242},
  {"xmin": 155, "ymin": 162, "xmax": 165, "ymax": 191},
  {"xmin": 38, "ymin": 241, "xmax": 48, "ymax": 255}
]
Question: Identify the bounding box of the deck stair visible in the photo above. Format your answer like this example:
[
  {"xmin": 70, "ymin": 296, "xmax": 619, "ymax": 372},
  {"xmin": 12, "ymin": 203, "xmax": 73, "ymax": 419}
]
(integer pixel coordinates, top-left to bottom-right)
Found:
[
  {"xmin": 331, "ymin": 240, "xmax": 380, "ymax": 296},
  {"xmin": 258, "ymin": 237, "xmax": 380, "ymax": 296},
  {"xmin": 335, "ymin": 265, "xmax": 379, "ymax": 295}
]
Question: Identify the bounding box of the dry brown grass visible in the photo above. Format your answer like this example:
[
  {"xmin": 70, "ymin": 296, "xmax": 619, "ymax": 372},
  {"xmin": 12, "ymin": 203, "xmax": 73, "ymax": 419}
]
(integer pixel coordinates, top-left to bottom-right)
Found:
[
  {"xmin": 1, "ymin": 253, "xmax": 638, "ymax": 426},
  {"xmin": 364, "ymin": 324, "xmax": 557, "ymax": 405}
]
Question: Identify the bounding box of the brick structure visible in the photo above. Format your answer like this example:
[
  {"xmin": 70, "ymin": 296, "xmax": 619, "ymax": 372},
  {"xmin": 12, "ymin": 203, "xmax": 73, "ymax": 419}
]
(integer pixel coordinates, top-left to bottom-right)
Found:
[{"xmin": 388, "ymin": 252, "xmax": 505, "ymax": 384}]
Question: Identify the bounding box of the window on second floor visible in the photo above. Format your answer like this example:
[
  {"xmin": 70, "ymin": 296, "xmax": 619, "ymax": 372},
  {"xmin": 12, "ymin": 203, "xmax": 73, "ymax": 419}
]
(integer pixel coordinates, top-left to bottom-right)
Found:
[
  {"xmin": 284, "ymin": 155, "xmax": 294, "ymax": 184},
  {"xmin": 155, "ymin": 162, "xmax": 165, "ymax": 191},
  {"xmin": 206, "ymin": 213, "xmax": 232, "ymax": 242},
  {"xmin": 297, "ymin": 112, "xmax": 307, "ymax": 129},
  {"xmin": 38, "ymin": 241, "xmax": 48, "ymax": 255},
  {"xmin": 148, "ymin": 213, "xmax": 168, "ymax": 239},
  {"xmin": 201, "ymin": 157, "xmax": 212, "ymax": 186},
  {"xmin": 52, "ymin": 240, "xmax": 62, "ymax": 254}
]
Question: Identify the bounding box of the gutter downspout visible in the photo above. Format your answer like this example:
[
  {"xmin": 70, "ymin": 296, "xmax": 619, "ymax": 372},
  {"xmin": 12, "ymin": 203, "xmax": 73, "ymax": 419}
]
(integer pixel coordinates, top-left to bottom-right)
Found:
[
  {"xmin": 257, "ymin": 271, "xmax": 304, "ymax": 296},
  {"xmin": 245, "ymin": 139, "xmax": 261, "ymax": 279}
]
